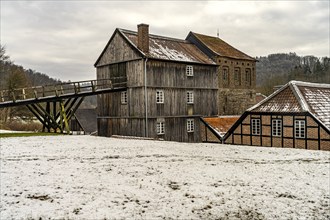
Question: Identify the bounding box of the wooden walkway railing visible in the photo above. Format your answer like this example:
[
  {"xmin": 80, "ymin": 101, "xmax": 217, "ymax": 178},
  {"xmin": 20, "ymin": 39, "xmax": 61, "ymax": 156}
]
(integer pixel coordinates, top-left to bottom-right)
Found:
[
  {"xmin": 0, "ymin": 78, "xmax": 127, "ymax": 133},
  {"xmin": 0, "ymin": 78, "xmax": 126, "ymax": 106}
]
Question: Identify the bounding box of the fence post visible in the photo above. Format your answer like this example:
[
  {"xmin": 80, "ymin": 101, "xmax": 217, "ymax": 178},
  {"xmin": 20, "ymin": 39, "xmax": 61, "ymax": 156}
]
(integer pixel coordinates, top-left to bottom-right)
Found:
[
  {"xmin": 0, "ymin": 91, "xmax": 4, "ymax": 102},
  {"xmin": 11, "ymin": 91, "xmax": 16, "ymax": 102},
  {"xmin": 22, "ymin": 88, "xmax": 26, "ymax": 99},
  {"xmin": 91, "ymin": 80, "xmax": 95, "ymax": 92}
]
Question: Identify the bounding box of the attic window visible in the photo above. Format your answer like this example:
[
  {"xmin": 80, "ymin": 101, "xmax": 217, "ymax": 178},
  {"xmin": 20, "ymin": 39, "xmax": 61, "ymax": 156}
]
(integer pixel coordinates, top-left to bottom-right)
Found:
[{"xmin": 186, "ymin": 65, "xmax": 193, "ymax": 76}]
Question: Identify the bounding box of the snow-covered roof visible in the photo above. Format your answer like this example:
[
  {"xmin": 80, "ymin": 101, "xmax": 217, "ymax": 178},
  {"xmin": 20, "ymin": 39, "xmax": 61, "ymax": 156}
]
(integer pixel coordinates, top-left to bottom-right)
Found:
[
  {"xmin": 248, "ymin": 81, "xmax": 330, "ymax": 129},
  {"xmin": 119, "ymin": 29, "xmax": 215, "ymax": 65}
]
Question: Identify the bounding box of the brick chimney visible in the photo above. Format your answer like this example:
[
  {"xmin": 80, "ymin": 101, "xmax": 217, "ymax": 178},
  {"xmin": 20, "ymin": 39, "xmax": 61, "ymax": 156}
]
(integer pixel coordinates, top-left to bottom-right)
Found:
[{"xmin": 137, "ymin": 23, "xmax": 149, "ymax": 54}]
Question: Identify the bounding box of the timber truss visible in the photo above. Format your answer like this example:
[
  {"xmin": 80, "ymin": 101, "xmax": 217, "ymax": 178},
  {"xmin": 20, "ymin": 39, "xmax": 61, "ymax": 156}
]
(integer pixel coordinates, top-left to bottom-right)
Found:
[{"xmin": 0, "ymin": 78, "xmax": 126, "ymax": 133}]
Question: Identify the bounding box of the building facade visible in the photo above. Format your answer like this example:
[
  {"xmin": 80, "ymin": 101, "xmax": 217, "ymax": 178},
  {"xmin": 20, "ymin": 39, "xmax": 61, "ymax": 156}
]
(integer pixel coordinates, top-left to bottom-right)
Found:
[
  {"xmin": 186, "ymin": 32, "xmax": 257, "ymax": 115},
  {"xmin": 223, "ymin": 81, "xmax": 330, "ymax": 150},
  {"xmin": 95, "ymin": 24, "xmax": 218, "ymax": 142}
]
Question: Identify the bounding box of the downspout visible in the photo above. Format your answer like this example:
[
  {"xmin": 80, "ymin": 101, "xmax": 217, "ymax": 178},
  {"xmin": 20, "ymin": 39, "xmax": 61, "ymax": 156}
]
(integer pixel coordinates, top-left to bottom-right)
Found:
[{"xmin": 144, "ymin": 58, "xmax": 148, "ymax": 137}]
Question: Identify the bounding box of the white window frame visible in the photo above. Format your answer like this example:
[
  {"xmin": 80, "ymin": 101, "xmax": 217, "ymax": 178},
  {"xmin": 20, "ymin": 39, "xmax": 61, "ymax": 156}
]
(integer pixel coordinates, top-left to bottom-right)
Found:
[
  {"xmin": 295, "ymin": 120, "xmax": 305, "ymax": 138},
  {"xmin": 272, "ymin": 119, "xmax": 282, "ymax": 137},
  {"xmin": 251, "ymin": 119, "xmax": 260, "ymax": 135},
  {"xmin": 156, "ymin": 90, "xmax": 164, "ymax": 104},
  {"xmin": 186, "ymin": 91, "xmax": 194, "ymax": 104},
  {"xmin": 156, "ymin": 121, "xmax": 165, "ymax": 135},
  {"xmin": 187, "ymin": 119, "xmax": 194, "ymax": 132},
  {"xmin": 186, "ymin": 65, "xmax": 193, "ymax": 76},
  {"xmin": 121, "ymin": 91, "xmax": 127, "ymax": 104}
]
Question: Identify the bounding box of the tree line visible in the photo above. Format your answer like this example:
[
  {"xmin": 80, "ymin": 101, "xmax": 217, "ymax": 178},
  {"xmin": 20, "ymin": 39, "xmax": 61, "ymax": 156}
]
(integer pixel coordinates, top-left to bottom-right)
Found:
[
  {"xmin": 1, "ymin": 45, "xmax": 329, "ymax": 123},
  {"xmin": 0, "ymin": 45, "xmax": 63, "ymax": 122},
  {"xmin": 256, "ymin": 52, "xmax": 330, "ymax": 95}
]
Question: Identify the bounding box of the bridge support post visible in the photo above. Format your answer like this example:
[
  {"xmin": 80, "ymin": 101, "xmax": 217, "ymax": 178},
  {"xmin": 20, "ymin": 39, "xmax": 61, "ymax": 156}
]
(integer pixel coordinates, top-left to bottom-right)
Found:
[{"xmin": 25, "ymin": 97, "xmax": 84, "ymax": 134}]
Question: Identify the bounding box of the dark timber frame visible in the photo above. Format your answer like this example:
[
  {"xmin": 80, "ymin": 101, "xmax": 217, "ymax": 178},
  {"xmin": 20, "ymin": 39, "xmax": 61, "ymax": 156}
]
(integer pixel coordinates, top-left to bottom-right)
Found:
[{"xmin": 223, "ymin": 111, "xmax": 330, "ymax": 150}]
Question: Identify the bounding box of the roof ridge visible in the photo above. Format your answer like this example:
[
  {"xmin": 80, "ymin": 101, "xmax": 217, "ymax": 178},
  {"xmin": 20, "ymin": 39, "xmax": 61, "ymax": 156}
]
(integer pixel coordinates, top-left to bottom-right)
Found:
[
  {"xmin": 289, "ymin": 82, "xmax": 310, "ymax": 112},
  {"xmin": 191, "ymin": 32, "xmax": 256, "ymax": 60},
  {"xmin": 247, "ymin": 81, "xmax": 291, "ymax": 111},
  {"xmin": 291, "ymin": 80, "xmax": 330, "ymax": 88},
  {"xmin": 119, "ymin": 28, "xmax": 190, "ymax": 44}
]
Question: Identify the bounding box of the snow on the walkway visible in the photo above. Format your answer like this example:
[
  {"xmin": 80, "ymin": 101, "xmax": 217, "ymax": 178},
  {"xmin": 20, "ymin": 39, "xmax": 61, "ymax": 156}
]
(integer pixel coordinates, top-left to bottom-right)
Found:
[{"xmin": 0, "ymin": 136, "xmax": 329, "ymax": 219}]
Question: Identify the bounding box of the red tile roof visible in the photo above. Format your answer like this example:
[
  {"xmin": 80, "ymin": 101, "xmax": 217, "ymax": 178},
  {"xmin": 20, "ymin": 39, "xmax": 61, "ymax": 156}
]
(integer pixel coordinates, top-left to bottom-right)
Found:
[{"xmin": 203, "ymin": 116, "xmax": 240, "ymax": 137}]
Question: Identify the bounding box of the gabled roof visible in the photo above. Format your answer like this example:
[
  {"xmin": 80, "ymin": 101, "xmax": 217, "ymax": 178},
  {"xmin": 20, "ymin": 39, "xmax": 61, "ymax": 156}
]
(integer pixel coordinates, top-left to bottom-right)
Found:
[
  {"xmin": 202, "ymin": 116, "xmax": 240, "ymax": 138},
  {"xmin": 119, "ymin": 29, "xmax": 215, "ymax": 65},
  {"xmin": 187, "ymin": 32, "xmax": 256, "ymax": 61},
  {"xmin": 248, "ymin": 81, "xmax": 330, "ymax": 129}
]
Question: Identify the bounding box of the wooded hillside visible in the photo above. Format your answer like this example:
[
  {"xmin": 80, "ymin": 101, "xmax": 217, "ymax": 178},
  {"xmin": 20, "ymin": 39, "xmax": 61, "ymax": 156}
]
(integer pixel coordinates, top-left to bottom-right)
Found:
[{"xmin": 256, "ymin": 53, "xmax": 330, "ymax": 95}]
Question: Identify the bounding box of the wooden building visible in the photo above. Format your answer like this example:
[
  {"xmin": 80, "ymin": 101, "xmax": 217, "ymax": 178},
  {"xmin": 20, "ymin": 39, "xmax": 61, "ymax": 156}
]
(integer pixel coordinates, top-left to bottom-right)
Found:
[
  {"xmin": 186, "ymin": 32, "xmax": 257, "ymax": 115},
  {"xmin": 95, "ymin": 24, "xmax": 218, "ymax": 142},
  {"xmin": 70, "ymin": 108, "xmax": 97, "ymax": 135},
  {"xmin": 223, "ymin": 81, "xmax": 330, "ymax": 150}
]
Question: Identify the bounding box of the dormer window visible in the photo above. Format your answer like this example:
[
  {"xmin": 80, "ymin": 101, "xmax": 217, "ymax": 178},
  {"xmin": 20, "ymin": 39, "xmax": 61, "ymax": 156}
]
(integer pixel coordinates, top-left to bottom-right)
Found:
[{"xmin": 186, "ymin": 65, "xmax": 193, "ymax": 76}]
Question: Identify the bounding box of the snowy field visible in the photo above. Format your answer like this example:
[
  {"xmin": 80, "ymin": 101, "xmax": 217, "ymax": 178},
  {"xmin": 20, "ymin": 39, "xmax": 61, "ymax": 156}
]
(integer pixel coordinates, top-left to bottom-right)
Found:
[{"xmin": 0, "ymin": 135, "xmax": 329, "ymax": 219}]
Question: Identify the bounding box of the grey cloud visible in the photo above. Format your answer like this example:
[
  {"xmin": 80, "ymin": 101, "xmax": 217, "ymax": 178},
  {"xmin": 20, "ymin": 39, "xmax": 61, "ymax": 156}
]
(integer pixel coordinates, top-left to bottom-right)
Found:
[{"xmin": 1, "ymin": 1, "xmax": 329, "ymax": 81}]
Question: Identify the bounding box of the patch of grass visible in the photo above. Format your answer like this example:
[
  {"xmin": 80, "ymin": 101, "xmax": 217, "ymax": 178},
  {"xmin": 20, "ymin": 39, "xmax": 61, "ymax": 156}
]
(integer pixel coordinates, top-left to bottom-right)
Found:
[{"xmin": 0, "ymin": 132, "xmax": 65, "ymax": 138}]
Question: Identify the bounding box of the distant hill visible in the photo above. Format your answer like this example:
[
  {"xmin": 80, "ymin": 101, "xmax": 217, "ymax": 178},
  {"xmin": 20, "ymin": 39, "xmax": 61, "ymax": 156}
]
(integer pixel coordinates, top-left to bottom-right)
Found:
[
  {"xmin": 0, "ymin": 45, "xmax": 96, "ymax": 122},
  {"xmin": 256, "ymin": 53, "xmax": 330, "ymax": 95}
]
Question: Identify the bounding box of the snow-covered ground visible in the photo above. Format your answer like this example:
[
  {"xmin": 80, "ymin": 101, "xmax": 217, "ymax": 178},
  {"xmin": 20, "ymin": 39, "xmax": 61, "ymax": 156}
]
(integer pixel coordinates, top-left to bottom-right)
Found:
[{"xmin": 0, "ymin": 136, "xmax": 329, "ymax": 219}]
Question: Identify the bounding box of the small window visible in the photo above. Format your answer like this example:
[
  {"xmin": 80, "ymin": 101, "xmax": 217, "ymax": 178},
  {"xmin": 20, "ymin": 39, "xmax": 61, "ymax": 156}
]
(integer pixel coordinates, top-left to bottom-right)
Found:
[
  {"xmin": 295, "ymin": 120, "xmax": 305, "ymax": 138},
  {"xmin": 186, "ymin": 65, "xmax": 193, "ymax": 76},
  {"xmin": 157, "ymin": 121, "xmax": 165, "ymax": 135},
  {"xmin": 186, "ymin": 91, "xmax": 194, "ymax": 104},
  {"xmin": 272, "ymin": 119, "xmax": 282, "ymax": 137},
  {"xmin": 251, "ymin": 119, "xmax": 260, "ymax": 135},
  {"xmin": 245, "ymin": 68, "xmax": 252, "ymax": 86},
  {"xmin": 156, "ymin": 90, "xmax": 164, "ymax": 103},
  {"xmin": 121, "ymin": 91, "xmax": 127, "ymax": 104},
  {"xmin": 234, "ymin": 67, "xmax": 241, "ymax": 86},
  {"xmin": 187, "ymin": 119, "xmax": 194, "ymax": 132},
  {"xmin": 223, "ymin": 67, "xmax": 229, "ymax": 86}
]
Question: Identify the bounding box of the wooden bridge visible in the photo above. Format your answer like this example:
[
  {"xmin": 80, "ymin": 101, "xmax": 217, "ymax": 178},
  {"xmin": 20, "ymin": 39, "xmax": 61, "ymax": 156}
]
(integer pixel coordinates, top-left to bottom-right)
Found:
[{"xmin": 0, "ymin": 78, "xmax": 126, "ymax": 133}]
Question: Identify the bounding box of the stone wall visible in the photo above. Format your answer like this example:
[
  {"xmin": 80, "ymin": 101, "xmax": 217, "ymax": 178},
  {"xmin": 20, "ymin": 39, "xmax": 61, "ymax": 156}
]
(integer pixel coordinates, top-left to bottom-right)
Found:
[{"xmin": 218, "ymin": 88, "xmax": 256, "ymax": 115}]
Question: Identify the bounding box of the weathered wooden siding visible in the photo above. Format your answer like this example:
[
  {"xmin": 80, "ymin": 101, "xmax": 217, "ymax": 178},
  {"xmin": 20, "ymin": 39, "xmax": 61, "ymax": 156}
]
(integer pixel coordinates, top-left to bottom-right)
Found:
[
  {"xmin": 146, "ymin": 60, "xmax": 217, "ymax": 89},
  {"xmin": 147, "ymin": 88, "xmax": 217, "ymax": 117},
  {"xmin": 96, "ymin": 31, "xmax": 141, "ymax": 67},
  {"xmin": 98, "ymin": 117, "xmax": 202, "ymax": 142},
  {"xmin": 96, "ymin": 39, "xmax": 218, "ymax": 142},
  {"xmin": 224, "ymin": 113, "xmax": 330, "ymax": 151}
]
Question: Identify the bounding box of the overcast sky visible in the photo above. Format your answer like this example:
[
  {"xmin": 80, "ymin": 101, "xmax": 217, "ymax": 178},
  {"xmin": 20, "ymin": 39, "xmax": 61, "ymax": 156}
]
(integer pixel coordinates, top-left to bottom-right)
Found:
[{"xmin": 1, "ymin": 1, "xmax": 329, "ymax": 82}]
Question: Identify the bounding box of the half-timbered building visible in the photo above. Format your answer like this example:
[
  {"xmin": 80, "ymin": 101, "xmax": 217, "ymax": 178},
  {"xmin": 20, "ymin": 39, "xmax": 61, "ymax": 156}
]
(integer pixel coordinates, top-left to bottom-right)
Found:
[
  {"xmin": 223, "ymin": 81, "xmax": 330, "ymax": 150},
  {"xmin": 95, "ymin": 24, "xmax": 218, "ymax": 142}
]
